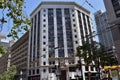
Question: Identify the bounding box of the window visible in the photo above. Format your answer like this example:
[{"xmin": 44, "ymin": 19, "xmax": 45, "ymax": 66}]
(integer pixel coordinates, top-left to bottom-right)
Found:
[
  {"xmin": 72, "ymin": 14, "xmax": 74, "ymax": 17},
  {"xmin": 49, "ymin": 62, "xmax": 51, "ymax": 65},
  {"xmin": 53, "ymin": 61, "xmax": 55, "ymax": 64},
  {"xmin": 90, "ymin": 66, "xmax": 94, "ymax": 71},
  {"xmin": 43, "ymin": 54, "xmax": 46, "ymax": 58},
  {"xmin": 72, "ymin": 9, "xmax": 74, "ymax": 12},
  {"xmin": 37, "ymin": 69, "xmax": 39, "ymax": 74},
  {"xmin": 43, "ymin": 24, "xmax": 46, "ymax": 27},
  {"xmin": 43, "ymin": 48, "xmax": 46, "ymax": 51},
  {"xmin": 43, "ymin": 42, "xmax": 46, "ymax": 45},
  {"xmin": 73, "ymin": 19, "xmax": 75, "ymax": 22},
  {"xmin": 73, "ymin": 24, "xmax": 76, "ymax": 27},
  {"xmin": 75, "ymin": 35, "xmax": 77, "ymax": 38},
  {"xmin": 85, "ymin": 66, "xmax": 89, "ymax": 71},
  {"xmin": 43, "ymin": 30, "xmax": 46, "ymax": 33},
  {"xmin": 43, "ymin": 36, "xmax": 46, "ymax": 39},
  {"xmin": 43, "ymin": 14, "xmax": 46, "ymax": 17},
  {"xmin": 43, "ymin": 19, "xmax": 46, "ymax": 22},
  {"xmin": 74, "ymin": 29, "xmax": 76, "ymax": 32},
  {"xmin": 33, "ymin": 70, "xmax": 35, "ymax": 74},
  {"xmin": 43, "ymin": 9, "xmax": 46, "ymax": 12},
  {"xmin": 43, "ymin": 62, "xmax": 46, "ymax": 65},
  {"xmin": 75, "ymin": 41, "xmax": 78, "ymax": 44},
  {"xmin": 43, "ymin": 69, "xmax": 46, "ymax": 72},
  {"xmin": 29, "ymin": 70, "xmax": 31, "ymax": 75}
]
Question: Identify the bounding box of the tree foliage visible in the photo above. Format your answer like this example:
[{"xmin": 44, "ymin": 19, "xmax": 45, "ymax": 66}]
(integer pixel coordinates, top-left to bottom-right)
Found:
[
  {"xmin": 0, "ymin": 0, "xmax": 32, "ymax": 39},
  {"xmin": 0, "ymin": 65, "xmax": 17, "ymax": 80},
  {"xmin": 76, "ymin": 41, "xmax": 118, "ymax": 67},
  {"xmin": 0, "ymin": 45, "xmax": 6, "ymax": 56}
]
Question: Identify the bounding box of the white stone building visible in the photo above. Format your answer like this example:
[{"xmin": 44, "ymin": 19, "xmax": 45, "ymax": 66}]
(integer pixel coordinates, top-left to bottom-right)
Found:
[{"xmin": 28, "ymin": 2, "xmax": 97, "ymax": 80}]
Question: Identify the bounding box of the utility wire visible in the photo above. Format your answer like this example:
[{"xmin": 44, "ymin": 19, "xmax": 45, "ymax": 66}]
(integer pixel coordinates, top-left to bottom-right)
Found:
[{"xmin": 85, "ymin": 0, "xmax": 98, "ymax": 11}]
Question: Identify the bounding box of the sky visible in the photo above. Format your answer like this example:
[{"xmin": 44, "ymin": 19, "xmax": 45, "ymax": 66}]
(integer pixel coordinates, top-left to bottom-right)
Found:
[{"xmin": 0, "ymin": 0, "xmax": 106, "ymax": 40}]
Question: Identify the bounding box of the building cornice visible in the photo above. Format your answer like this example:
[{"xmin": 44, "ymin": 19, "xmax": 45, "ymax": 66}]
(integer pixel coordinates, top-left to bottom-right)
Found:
[{"xmin": 30, "ymin": 1, "xmax": 90, "ymax": 16}]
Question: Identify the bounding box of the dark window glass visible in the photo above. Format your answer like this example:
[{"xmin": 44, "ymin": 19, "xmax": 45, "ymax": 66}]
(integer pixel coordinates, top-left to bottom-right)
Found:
[
  {"xmin": 30, "ymin": 18, "xmax": 33, "ymax": 62},
  {"xmin": 75, "ymin": 41, "xmax": 78, "ymax": 44},
  {"xmin": 73, "ymin": 19, "xmax": 75, "ymax": 22},
  {"xmin": 43, "ymin": 24, "xmax": 46, "ymax": 27},
  {"xmin": 58, "ymin": 49, "xmax": 64, "ymax": 57},
  {"xmin": 43, "ymin": 9, "xmax": 46, "ymax": 12},
  {"xmin": 43, "ymin": 54, "xmax": 46, "ymax": 58},
  {"xmin": 43, "ymin": 19, "xmax": 46, "ymax": 22},
  {"xmin": 75, "ymin": 35, "xmax": 77, "ymax": 38},
  {"xmin": 86, "ymin": 16, "xmax": 93, "ymax": 42},
  {"xmin": 69, "ymin": 67, "xmax": 76, "ymax": 72},
  {"xmin": 43, "ymin": 69, "xmax": 46, "ymax": 72},
  {"xmin": 91, "ymin": 66, "xmax": 94, "ymax": 71},
  {"xmin": 77, "ymin": 10, "xmax": 85, "ymax": 43},
  {"xmin": 43, "ymin": 62, "xmax": 46, "ymax": 65},
  {"xmin": 73, "ymin": 24, "xmax": 76, "ymax": 27},
  {"xmin": 72, "ymin": 14, "xmax": 75, "ymax": 17},
  {"xmin": 29, "ymin": 70, "xmax": 31, "ymax": 75},
  {"xmin": 74, "ymin": 29, "xmax": 76, "ymax": 32},
  {"xmin": 37, "ymin": 69, "xmax": 39, "ymax": 74},
  {"xmin": 43, "ymin": 30, "xmax": 46, "ymax": 33},
  {"xmin": 43, "ymin": 48, "xmax": 46, "ymax": 51},
  {"xmin": 33, "ymin": 70, "xmax": 35, "ymax": 74},
  {"xmin": 37, "ymin": 11, "xmax": 40, "ymax": 59},
  {"xmin": 48, "ymin": 8, "xmax": 55, "ymax": 58},
  {"xmin": 44, "ymin": 14, "xmax": 46, "ymax": 17},
  {"xmin": 43, "ymin": 36, "xmax": 46, "ymax": 38},
  {"xmin": 82, "ymin": 13, "xmax": 88, "ymax": 41},
  {"xmin": 33, "ymin": 15, "xmax": 37, "ymax": 61},
  {"xmin": 111, "ymin": 0, "xmax": 120, "ymax": 17},
  {"xmin": 43, "ymin": 42, "xmax": 46, "ymax": 45},
  {"xmin": 85, "ymin": 66, "xmax": 89, "ymax": 71},
  {"xmin": 56, "ymin": 8, "xmax": 64, "ymax": 57},
  {"xmin": 64, "ymin": 8, "xmax": 74, "ymax": 56}
]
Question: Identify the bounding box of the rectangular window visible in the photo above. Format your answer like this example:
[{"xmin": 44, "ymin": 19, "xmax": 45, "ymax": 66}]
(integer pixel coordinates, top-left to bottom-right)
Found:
[
  {"xmin": 64, "ymin": 9, "xmax": 74, "ymax": 57},
  {"xmin": 48, "ymin": 8, "xmax": 55, "ymax": 58}
]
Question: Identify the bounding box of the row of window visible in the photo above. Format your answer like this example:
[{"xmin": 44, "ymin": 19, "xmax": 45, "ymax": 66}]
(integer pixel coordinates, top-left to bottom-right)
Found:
[{"xmin": 29, "ymin": 65, "xmax": 96, "ymax": 75}]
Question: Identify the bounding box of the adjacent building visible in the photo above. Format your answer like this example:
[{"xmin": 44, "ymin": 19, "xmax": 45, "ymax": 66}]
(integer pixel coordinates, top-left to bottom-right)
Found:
[
  {"xmin": 0, "ymin": 33, "xmax": 11, "ymax": 74},
  {"xmin": 28, "ymin": 2, "xmax": 96, "ymax": 80},
  {"xmin": 0, "ymin": 53, "xmax": 11, "ymax": 75},
  {"xmin": 94, "ymin": 10, "xmax": 114, "ymax": 52},
  {"xmin": 10, "ymin": 32, "xmax": 29, "ymax": 80},
  {"xmin": 104, "ymin": 0, "xmax": 120, "ymax": 63}
]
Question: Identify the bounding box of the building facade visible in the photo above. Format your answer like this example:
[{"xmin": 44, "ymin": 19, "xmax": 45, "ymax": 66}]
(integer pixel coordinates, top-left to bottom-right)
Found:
[
  {"xmin": 0, "ymin": 53, "xmax": 10, "ymax": 75},
  {"xmin": 10, "ymin": 32, "xmax": 29, "ymax": 80},
  {"xmin": 94, "ymin": 10, "xmax": 114, "ymax": 52},
  {"xmin": 28, "ymin": 2, "xmax": 96, "ymax": 80},
  {"xmin": 104, "ymin": 0, "xmax": 120, "ymax": 63}
]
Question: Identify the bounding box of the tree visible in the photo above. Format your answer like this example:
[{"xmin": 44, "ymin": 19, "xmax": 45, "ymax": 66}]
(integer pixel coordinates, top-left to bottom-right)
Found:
[
  {"xmin": 76, "ymin": 41, "xmax": 118, "ymax": 68},
  {"xmin": 0, "ymin": 65, "xmax": 17, "ymax": 80},
  {"xmin": 76, "ymin": 41, "xmax": 118, "ymax": 79},
  {"xmin": 0, "ymin": 45, "xmax": 6, "ymax": 56},
  {"xmin": 0, "ymin": 0, "xmax": 32, "ymax": 39}
]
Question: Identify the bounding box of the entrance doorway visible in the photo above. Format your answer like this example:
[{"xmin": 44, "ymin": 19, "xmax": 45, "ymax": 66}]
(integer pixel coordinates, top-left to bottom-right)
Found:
[{"xmin": 60, "ymin": 70, "xmax": 66, "ymax": 80}]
